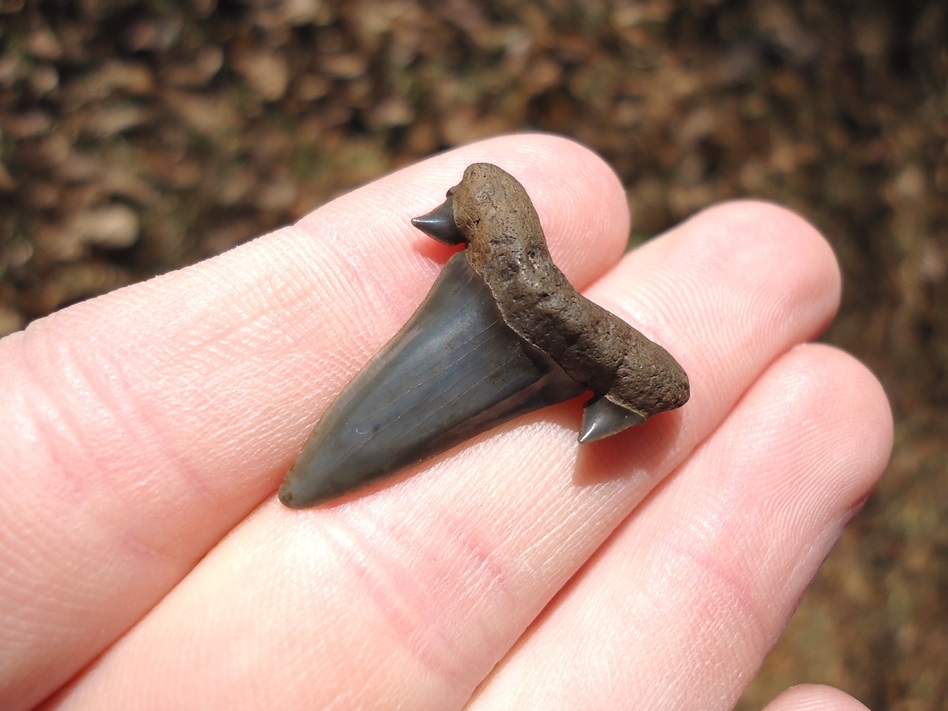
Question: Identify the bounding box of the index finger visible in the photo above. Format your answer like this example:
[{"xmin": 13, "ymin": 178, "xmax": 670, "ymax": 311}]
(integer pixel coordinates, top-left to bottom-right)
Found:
[{"xmin": 0, "ymin": 135, "xmax": 630, "ymax": 709}]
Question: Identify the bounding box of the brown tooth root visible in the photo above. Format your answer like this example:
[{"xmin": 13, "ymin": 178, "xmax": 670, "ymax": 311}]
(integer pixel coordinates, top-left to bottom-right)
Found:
[{"xmin": 435, "ymin": 163, "xmax": 689, "ymax": 431}]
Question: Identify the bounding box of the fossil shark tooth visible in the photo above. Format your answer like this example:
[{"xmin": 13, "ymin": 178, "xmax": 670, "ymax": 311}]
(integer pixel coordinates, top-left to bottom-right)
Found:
[{"xmin": 279, "ymin": 163, "xmax": 689, "ymax": 508}]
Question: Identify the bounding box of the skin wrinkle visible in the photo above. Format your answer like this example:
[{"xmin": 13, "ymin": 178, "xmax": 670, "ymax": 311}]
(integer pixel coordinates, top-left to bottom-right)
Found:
[
  {"xmin": 15, "ymin": 358, "xmax": 168, "ymax": 596},
  {"xmin": 0, "ymin": 524, "xmax": 96, "ymax": 663},
  {"xmin": 235, "ymin": 230, "xmax": 333, "ymax": 313},
  {"xmin": 7, "ymin": 254, "xmax": 289, "ymax": 700},
  {"xmin": 107, "ymin": 246, "xmax": 340, "ymax": 510},
  {"xmin": 311, "ymin": 232, "xmax": 413, "ymax": 335},
  {"xmin": 66, "ymin": 338, "xmax": 198, "ymax": 497},
  {"xmin": 315, "ymin": 509, "xmax": 483, "ymax": 696},
  {"xmin": 658, "ymin": 528, "xmax": 773, "ymax": 654},
  {"xmin": 11, "ymin": 354, "xmax": 85, "ymax": 505},
  {"xmin": 22, "ymin": 337, "xmax": 202, "ymax": 587},
  {"xmin": 195, "ymin": 261, "xmax": 323, "ymax": 359},
  {"xmin": 765, "ymin": 353, "xmax": 879, "ymax": 507},
  {"xmin": 393, "ymin": 505, "xmax": 516, "ymax": 681},
  {"xmin": 666, "ymin": 411, "xmax": 828, "ymax": 647},
  {"xmin": 53, "ymin": 333, "xmax": 235, "ymax": 563}
]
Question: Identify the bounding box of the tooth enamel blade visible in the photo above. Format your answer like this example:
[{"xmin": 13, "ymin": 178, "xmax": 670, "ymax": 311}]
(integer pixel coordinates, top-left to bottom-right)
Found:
[{"xmin": 279, "ymin": 253, "xmax": 585, "ymax": 508}]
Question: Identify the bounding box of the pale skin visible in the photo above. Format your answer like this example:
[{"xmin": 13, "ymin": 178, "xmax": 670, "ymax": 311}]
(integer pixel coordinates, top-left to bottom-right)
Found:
[{"xmin": 0, "ymin": 135, "xmax": 891, "ymax": 710}]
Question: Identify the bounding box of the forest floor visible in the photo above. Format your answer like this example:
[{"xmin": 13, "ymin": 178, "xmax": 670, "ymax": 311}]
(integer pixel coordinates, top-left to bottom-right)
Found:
[{"xmin": 2, "ymin": 2, "xmax": 946, "ymax": 709}]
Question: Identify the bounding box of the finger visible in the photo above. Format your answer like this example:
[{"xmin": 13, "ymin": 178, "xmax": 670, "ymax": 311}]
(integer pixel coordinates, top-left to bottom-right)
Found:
[
  {"xmin": 469, "ymin": 345, "xmax": 891, "ymax": 710},
  {"xmin": 762, "ymin": 684, "xmax": 872, "ymax": 711},
  {"xmin": 0, "ymin": 134, "xmax": 630, "ymax": 709},
  {"xmin": 49, "ymin": 202, "xmax": 846, "ymax": 709}
]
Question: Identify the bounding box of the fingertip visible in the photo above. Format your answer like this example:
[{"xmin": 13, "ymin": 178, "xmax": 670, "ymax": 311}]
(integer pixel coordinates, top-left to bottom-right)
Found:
[
  {"xmin": 686, "ymin": 199, "xmax": 842, "ymax": 324},
  {"xmin": 471, "ymin": 134, "xmax": 631, "ymax": 279},
  {"xmin": 762, "ymin": 683, "xmax": 871, "ymax": 711},
  {"xmin": 783, "ymin": 342, "xmax": 894, "ymax": 501},
  {"xmin": 296, "ymin": 133, "xmax": 630, "ymax": 287},
  {"xmin": 485, "ymin": 134, "xmax": 630, "ymax": 283},
  {"xmin": 600, "ymin": 199, "xmax": 843, "ymax": 384}
]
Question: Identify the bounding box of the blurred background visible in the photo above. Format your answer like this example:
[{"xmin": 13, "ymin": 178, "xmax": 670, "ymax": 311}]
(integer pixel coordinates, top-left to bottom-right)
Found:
[{"xmin": 1, "ymin": 1, "xmax": 945, "ymax": 708}]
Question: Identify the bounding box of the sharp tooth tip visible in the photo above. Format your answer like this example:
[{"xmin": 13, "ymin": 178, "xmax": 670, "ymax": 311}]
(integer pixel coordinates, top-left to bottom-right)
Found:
[
  {"xmin": 579, "ymin": 397, "xmax": 646, "ymax": 443},
  {"xmin": 279, "ymin": 487, "xmax": 332, "ymax": 510},
  {"xmin": 411, "ymin": 213, "xmax": 450, "ymax": 233},
  {"xmin": 411, "ymin": 199, "xmax": 463, "ymax": 244},
  {"xmin": 278, "ymin": 477, "xmax": 330, "ymax": 509},
  {"xmin": 277, "ymin": 483, "xmax": 302, "ymax": 509}
]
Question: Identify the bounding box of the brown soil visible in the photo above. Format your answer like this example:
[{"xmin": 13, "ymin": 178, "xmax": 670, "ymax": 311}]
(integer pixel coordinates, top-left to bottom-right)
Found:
[{"xmin": 2, "ymin": 2, "xmax": 945, "ymax": 708}]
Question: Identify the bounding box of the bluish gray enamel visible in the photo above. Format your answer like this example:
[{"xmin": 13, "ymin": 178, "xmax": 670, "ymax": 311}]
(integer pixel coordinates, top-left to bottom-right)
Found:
[{"xmin": 279, "ymin": 253, "xmax": 584, "ymax": 508}]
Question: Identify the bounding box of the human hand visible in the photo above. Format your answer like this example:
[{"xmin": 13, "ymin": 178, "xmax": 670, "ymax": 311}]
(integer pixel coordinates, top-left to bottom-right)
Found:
[{"xmin": 0, "ymin": 135, "xmax": 891, "ymax": 710}]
